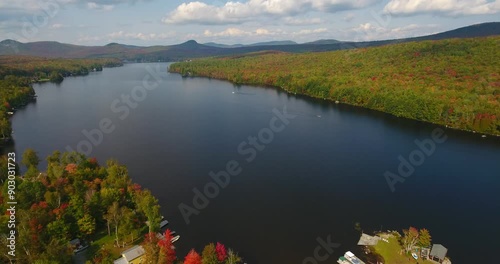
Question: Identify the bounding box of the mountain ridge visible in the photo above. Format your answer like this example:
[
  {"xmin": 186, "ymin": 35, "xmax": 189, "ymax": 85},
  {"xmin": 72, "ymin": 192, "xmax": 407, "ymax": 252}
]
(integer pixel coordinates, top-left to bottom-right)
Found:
[{"xmin": 1, "ymin": 22, "xmax": 499, "ymax": 60}]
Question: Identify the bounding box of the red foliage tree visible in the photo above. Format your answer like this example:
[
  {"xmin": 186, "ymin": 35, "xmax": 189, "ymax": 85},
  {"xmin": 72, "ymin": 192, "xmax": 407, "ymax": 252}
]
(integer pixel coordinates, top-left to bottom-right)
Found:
[
  {"xmin": 215, "ymin": 242, "xmax": 227, "ymax": 262},
  {"xmin": 158, "ymin": 229, "xmax": 176, "ymax": 264},
  {"xmin": 184, "ymin": 249, "xmax": 201, "ymax": 264}
]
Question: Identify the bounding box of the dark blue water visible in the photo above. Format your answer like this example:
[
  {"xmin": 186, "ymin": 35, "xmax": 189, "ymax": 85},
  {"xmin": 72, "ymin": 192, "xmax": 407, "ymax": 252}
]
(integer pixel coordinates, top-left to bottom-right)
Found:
[{"xmin": 5, "ymin": 63, "xmax": 500, "ymax": 263}]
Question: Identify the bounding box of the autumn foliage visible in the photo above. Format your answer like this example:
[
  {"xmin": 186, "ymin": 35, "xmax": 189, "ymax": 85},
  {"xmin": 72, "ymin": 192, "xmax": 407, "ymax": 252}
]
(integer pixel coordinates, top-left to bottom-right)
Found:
[
  {"xmin": 158, "ymin": 229, "xmax": 176, "ymax": 264},
  {"xmin": 170, "ymin": 36, "xmax": 500, "ymax": 135},
  {"xmin": 184, "ymin": 249, "xmax": 202, "ymax": 264}
]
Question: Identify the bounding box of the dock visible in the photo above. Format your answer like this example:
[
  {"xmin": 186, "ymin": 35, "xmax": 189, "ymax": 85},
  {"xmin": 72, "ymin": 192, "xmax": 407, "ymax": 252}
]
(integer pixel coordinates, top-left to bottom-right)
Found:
[{"xmin": 339, "ymin": 251, "xmax": 366, "ymax": 264}]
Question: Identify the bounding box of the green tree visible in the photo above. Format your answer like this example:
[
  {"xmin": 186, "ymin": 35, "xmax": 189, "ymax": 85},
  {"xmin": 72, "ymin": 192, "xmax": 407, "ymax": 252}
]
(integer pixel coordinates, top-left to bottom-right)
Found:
[
  {"xmin": 201, "ymin": 243, "xmax": 218, "ymax": 264},
  {"xmin": 418, "ymin": 228, "xmax": 432, "ymax": 248},
  {"xmin": 106, "ymin": 201, "xmax": 124, "ymax": 245},
  {"xmin": 136, "ymin": 190, "xmax": 161, "ymax": 233},
  {"xmin": 22, "ymin": 148, "xmax": 40, "ymax": 169},
  {"xmin": 49, "ymin": 71, "xmax": 63, "ymax": 82},
  {"xmin": 117, "ymin": 207, "xmax": 137, "ymax": 244},
  {"xmin": 143, "ymin": 232, "xmax": 160, "ymax": 264},
  {"xmin": 40, "ymin": 238, "xmax": 72, "ymax": 263},
  {"xmin": 78, "ymin": 214, "xmax": 96, "ymax": 237},
  {"xmin": 17, "ymin": 181, "xmax": 46, "ymax": 208},
  {"xmin": 46, "ymin": 219, "xmax": 70, "ymax": 240},
  {"xmin": 0, "ymin": 155, "xmax": 8, "ymax": 183},
  {"xmin": 225, "ymin": 249, "xmax": 242, "ymax": 264},
  {"xmin": 0, "ymin": 118, "xmax": 11, "ymax": 139}
]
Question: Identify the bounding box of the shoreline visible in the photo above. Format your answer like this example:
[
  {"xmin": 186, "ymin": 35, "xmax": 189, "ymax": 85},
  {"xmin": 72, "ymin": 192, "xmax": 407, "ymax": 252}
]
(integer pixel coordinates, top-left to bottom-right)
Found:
[{"xmin": 169, "ymin": 70, "xmax": 500, "ymax": 138}]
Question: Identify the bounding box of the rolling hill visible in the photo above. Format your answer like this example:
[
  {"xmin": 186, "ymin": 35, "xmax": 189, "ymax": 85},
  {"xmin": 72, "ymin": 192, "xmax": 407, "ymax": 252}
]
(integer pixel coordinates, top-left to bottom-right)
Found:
[{"xmin": 0, "ymin": 22, "xmax": 499, "ymax": 61}]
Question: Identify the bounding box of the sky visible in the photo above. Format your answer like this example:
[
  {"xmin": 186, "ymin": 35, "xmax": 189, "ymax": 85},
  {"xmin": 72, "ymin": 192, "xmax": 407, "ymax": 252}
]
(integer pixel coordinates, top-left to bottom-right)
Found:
[{"xmin": 0, "ymin": 0, "xmax": 499, "ymax": 46}]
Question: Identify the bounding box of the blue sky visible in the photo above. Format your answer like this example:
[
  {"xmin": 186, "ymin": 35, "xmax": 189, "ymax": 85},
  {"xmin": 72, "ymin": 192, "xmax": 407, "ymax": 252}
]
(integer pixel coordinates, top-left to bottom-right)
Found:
[{"xmin": 0, "ymin": 0, "xmax": 499, "ymax": 46}]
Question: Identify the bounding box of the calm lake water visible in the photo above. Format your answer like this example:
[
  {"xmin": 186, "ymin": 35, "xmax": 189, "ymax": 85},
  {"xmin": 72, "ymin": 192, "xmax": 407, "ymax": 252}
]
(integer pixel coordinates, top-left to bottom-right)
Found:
[{"xmin": 5, "ymin": 63, "xmax": 500, "ymax": 263}]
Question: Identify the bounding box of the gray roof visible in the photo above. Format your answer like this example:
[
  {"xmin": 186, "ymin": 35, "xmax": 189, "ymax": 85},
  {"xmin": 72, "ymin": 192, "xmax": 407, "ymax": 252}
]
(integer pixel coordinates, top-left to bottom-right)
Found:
[
  {"xmin": 430, "ymin": 244, "xmax": 448, "ymax": 260},
  {"xmin": 69, "ymin": 238, "xmax": 80, "ymax": 246},
  {"xmin": 122, "ymin": 245, "xmax": 145, "ymax": 262},
  {"xmin": 113, "ymin": 257, "xmax": 128, "ymax": 264},
  {"xmin": 357, "ymin": 233, "xmax": 380, "ymax": 246}
]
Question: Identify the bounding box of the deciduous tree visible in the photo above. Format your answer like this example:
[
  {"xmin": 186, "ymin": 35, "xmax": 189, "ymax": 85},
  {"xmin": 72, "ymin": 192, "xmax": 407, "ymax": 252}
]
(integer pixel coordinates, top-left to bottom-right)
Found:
[
  {"xmin": 158, "ymin": 229, "xmax": 176, "ymax": 264},
  {"xmin": 402, "ymin": 226, "xmax": 419, "ymax": 253},
  {"xmin": 225, "ymin": 249, "xmax": 242, "ymax": 264},
  {"xmin": 201, "ymin": 243, "xmax": 218, "ymax": 264},
  {"xmin": 418, "ymin": 228, "xmax": 432, "ymax": 248},
  {"xmin": 184, "ymin": 249, "xmax": 202, "ymax": 264},
  {"xmin": 216, "ymin": 242, "xmax": 227, "ymax": 262},
  {"xmin": 143, "ymin": 232, "xmax": 160, "ymax": 263},
  {"xmin": 22, "ymin": 148, "xmax": 40, "ymax": 169}
]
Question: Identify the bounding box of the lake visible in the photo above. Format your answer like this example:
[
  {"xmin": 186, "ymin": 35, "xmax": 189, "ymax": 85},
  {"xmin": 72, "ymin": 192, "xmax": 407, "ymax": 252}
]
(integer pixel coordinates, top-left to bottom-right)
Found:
[{"xmin": 6, "ymin": 63, "xmax": 500, "ymax": 263}]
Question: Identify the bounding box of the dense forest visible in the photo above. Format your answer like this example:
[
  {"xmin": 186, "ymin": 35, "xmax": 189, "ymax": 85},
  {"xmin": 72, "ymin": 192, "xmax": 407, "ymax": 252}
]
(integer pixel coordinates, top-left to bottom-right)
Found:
[
  {"xmin": 0, "ymin": 150, "xmax": 243, "ymax": 263},
  {"xmin": 0, "ymin": 56, "xmax": 122, "ymax": 143},
  {"xmin": 0, "ymin": 150, "xmax": 161, "ymax": 263},
  {"xmin": 170, "ymin": 37, "xmax": 500, "ymax": 135}
]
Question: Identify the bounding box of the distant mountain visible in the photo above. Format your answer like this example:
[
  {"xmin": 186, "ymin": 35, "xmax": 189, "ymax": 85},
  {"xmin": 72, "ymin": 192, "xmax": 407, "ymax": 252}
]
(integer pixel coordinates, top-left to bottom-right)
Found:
[
  {"xmin": 413, "ymin": 22, "xmax": 500, "ymax": 40},
  {"xmin": 203, "ymin": 42, "xmax": 245, "ymax": 48},
  {"xmin": 304, "ymin": 39, "xmax": 341, "ymax": 45},
  {"xmin": 1, "ymin": 22, "xmax": 498, "ymax": 60},
  {"xmin": 204, "ymin": 40, "xmax": 297, "ymax": 48},
  {"xmin": 248, "ymin": 40, "xmax": 297, "ymax": 46}
]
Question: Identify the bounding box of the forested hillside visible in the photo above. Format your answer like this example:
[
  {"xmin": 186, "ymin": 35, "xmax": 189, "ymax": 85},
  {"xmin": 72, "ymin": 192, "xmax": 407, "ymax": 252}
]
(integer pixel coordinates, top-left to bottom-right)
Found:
[
  {"xmin": 0, "ymin": 56, "xmax": 122, "ymax": 143},
  {"xmin": 0, "ymin": 150, "xmax": 161, "ymax": 263},
  {"xmin": 170, "ymin": 37, "xmax": 500, "ymax": 135}
]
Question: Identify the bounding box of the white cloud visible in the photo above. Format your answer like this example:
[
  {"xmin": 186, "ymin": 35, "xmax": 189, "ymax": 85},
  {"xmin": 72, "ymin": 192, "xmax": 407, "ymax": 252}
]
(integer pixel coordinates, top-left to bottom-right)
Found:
[
  {"xmin": 163, "ymin": 0, "xmax": 379, "ymax": 24},
  {"xmin": 384, "ymin": 0, "xmax": 500, "ymax": 16},
  {"xmin": 202, "ymin": 27, "xmax": 328, "ymax": 39},
  {"xmin": 87, "ymin": 2, "xmax": 114, "ymax": 11},
  {"xmin": 293, "ymin": 28, "xmax": 328, "ymax": 35},
  {"xmin": 283, "ymin": 17, "xmax": 322, "ymax": 25},
  {"xmin": 107, "ymin": 31, "xmax": 176, "ymax": 41},
  {"xmin": 51, "ymin": 23, "xmax": 68, "ymax": 29},
  {"xmin": 204, "ymin": 28, "xmax": 249, "ymax": 37},
  {"xmin": 347, "ymin": 23, "xmax": 439, "ymax": 41},
  {"xmin": 343, "ymin": 13, "xmax": 355, "ymax": 22},
  {"xmin": 255, "ymin": 28, "xmax": 272, "ymax": 35}
]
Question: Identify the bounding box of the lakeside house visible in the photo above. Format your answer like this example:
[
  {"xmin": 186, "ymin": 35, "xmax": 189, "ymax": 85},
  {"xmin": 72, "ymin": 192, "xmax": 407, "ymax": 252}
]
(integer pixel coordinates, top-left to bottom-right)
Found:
[
  {"xmin": 429, "ymin": 244, "xmax": 448, "ymax": 263},
  {"xmin": 357, "ymin": 233, "xmax": 381, "ymax": 246},
  {"xmin": 114, "ymin": 230, "xmax": 180, "ymax": 263},
  {"xmin": 114, "ymin": 245, "xmax": 145, "ymax": 264}
]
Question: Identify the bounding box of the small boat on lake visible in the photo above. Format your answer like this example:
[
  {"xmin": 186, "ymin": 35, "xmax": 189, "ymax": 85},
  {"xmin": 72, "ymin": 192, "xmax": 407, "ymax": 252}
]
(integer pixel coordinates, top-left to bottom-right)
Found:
[
  {"xmin": 171, "ymin": 235, "xmax": 180, "ymax": 243},
  {"xmin": 160, "ymin": 219, "xmax": 169, "ymax": 229}
]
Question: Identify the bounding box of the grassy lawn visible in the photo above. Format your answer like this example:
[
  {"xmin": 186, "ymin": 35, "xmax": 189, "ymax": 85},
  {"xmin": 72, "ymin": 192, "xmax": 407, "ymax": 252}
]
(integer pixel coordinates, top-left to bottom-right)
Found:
[
  {"xmin": 86, "ymin": 226, "xmax": 149, "ymax": 261},
  {"xmin": 85, "ymin": 230, "xmax": 121, "ymax": 261},
  {"xmin": 373, "ymin": 235, "xmax": 435, "ymax": 264}
]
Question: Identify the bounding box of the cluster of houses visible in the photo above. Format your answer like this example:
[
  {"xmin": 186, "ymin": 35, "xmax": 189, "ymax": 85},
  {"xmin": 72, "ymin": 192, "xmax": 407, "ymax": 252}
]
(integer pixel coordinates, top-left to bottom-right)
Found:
[{"xmin": 350, "ymin": 233, "xmax": 451, "ymax": 264}]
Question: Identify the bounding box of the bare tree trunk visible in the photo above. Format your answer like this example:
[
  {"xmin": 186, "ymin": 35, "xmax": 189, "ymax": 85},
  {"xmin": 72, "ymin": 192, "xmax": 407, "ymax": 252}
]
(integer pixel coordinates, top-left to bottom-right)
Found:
[{"xmin": 115, "ymin": 223, "xmax": 119, "ymax": 246}]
